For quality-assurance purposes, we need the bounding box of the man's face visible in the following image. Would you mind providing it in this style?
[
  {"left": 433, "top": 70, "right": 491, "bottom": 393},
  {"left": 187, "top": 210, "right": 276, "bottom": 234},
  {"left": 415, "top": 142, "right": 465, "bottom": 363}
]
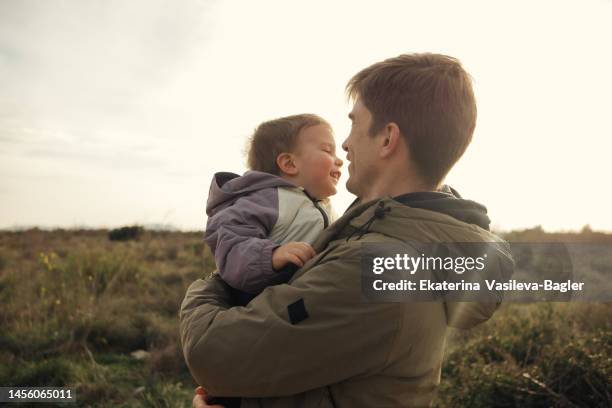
[{"left": 342, "top": 98, "right": 379, "bottom": 197}]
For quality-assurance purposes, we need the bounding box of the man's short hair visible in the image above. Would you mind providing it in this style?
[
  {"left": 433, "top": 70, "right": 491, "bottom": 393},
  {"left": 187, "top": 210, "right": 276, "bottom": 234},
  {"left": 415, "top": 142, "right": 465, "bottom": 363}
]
[
  {"left": 247, "top": 113, "right": 330, "bottom": 175},
  {"left": 346, "top": 53, "right": 477, "bottom": 187}
]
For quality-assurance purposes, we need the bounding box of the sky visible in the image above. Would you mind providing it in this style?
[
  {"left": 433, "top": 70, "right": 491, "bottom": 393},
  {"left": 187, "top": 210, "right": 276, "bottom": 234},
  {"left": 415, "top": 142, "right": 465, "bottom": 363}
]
[{"left": 1, "top": 0, "right": 611, "bottom": 232}]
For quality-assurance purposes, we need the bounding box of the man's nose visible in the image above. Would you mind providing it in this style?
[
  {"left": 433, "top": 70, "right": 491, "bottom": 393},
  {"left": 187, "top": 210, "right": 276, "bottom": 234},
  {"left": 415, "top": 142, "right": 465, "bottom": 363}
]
[{"left": 341, "top": 138, "right": 348, "bottom": 152}]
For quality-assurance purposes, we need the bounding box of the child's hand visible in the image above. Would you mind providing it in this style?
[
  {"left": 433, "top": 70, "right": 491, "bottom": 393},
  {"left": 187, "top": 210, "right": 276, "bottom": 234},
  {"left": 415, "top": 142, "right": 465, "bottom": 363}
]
[{"left": 272, "top": 242, "right": 316, "bottom": 270}]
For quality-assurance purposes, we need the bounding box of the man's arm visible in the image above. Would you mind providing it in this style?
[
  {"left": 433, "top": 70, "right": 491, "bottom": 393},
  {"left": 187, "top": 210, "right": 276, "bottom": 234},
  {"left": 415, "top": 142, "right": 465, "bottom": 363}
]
[{"left": 179, "top": 246, "right": 400, "bottom": 398}]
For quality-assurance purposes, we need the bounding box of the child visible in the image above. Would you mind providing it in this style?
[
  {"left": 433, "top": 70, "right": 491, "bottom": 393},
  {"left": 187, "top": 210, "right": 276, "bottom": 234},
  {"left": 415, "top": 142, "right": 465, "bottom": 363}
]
[{"left": 204, "top": 113, "right": 343, "bottom": 304}]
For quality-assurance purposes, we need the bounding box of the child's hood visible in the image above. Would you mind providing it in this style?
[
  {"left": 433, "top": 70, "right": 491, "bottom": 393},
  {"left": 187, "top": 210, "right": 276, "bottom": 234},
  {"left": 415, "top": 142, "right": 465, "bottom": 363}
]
[{"left": 206, "top": 171, "right": 296, "bottom": 216}]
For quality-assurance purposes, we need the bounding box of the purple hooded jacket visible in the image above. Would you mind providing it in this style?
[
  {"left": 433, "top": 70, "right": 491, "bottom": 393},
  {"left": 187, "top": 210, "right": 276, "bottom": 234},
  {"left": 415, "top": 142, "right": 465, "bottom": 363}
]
[{"left": 205, "top": 171, "right": 334, "bottom": 295}]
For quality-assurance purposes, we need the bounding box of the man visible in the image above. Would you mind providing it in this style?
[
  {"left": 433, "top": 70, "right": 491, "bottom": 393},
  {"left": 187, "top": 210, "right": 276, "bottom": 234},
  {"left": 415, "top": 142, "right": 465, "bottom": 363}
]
[{"left": 181, "top": 53, "right": 514, "bottom": 407}]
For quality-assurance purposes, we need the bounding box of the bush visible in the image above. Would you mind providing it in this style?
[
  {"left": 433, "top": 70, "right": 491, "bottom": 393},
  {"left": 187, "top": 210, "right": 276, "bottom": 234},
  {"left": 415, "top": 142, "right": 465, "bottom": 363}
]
[
  {"left": 439, "top": 304, "right": 612, "bottom": 407},
  {"left": 8, "top": 358, "right": 73, "bottom": 387},
  {"left": 108, "top": 226, "right": 143, "bottom": 242}
]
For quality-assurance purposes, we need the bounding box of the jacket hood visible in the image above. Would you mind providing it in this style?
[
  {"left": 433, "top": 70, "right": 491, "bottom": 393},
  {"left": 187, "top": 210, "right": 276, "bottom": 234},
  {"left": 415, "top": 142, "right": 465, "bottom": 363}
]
[
  {"left": 393, "top": 185, "right": 491, "bottom": 230},
  {"left": 337, "top": 192, "right": 514, "bottom": 330},
  {"left": 206, "top": 171, "right": 295, "bottom": 216}
]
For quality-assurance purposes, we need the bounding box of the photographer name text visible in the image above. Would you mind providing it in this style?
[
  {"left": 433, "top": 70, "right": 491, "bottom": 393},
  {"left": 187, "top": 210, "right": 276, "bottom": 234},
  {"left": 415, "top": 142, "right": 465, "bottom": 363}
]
[{"left": 372, "top": 279, "right": 585, "bottom": 293}]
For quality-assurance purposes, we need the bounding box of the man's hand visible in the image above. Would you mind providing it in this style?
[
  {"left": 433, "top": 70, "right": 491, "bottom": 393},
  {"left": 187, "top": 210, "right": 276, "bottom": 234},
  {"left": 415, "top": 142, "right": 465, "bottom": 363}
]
[
  {"left": 272, "top": 241, "right": 316, "bottom": 270},
  {"left": 193, "top": 387, "right": 224, "bottom": 408}
]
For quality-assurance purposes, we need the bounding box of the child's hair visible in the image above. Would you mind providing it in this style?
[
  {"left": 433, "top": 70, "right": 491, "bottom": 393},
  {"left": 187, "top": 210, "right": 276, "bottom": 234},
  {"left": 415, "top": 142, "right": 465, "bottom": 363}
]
[{"left": 247, "top": 113, "right": 331, "bottom": 175}]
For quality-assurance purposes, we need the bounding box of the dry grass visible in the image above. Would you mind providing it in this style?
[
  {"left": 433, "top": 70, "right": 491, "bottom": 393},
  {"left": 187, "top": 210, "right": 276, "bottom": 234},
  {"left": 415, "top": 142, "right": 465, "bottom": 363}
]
[
  {"left": 0, "top": 229, "right": 209, "bottom": 407},
  {"left": 0, "top": 228, "right": 609, "bottom": 407}
]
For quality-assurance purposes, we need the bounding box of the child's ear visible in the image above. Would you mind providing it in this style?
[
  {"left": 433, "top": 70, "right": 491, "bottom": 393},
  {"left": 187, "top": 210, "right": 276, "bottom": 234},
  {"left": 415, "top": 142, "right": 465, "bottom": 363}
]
[{"left": 276, "top": 153, "right": 299, "bottom": 176}]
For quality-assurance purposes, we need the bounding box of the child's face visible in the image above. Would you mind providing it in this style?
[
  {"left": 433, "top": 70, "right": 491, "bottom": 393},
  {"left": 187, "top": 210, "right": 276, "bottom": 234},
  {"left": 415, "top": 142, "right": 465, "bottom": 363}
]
[{"left": 293, "top": 124, "right": 343, "bottom": 199}]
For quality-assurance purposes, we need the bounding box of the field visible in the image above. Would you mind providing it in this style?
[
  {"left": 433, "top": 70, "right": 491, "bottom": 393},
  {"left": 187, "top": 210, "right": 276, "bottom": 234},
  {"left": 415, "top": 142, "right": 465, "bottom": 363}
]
[{"left": 0, "top": 228, "right": 609, "bottom": 407}]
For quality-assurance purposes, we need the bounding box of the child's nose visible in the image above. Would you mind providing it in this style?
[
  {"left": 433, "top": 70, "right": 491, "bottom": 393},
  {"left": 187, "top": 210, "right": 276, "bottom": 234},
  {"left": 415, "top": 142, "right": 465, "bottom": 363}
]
[{"left": 335, "top": 156, "right": 343, "bottom": 167}]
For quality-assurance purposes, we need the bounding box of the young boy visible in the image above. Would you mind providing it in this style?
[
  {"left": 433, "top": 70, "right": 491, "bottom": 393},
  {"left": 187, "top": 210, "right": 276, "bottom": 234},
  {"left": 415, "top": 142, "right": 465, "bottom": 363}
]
[{"left": 204, "top": 113, "right": 343, "bottom": 304}]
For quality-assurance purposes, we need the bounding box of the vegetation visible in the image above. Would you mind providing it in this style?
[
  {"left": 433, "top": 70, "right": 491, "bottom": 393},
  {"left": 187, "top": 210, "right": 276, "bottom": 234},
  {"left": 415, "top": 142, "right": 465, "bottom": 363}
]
[
  {"left": 108, "top": 226, "right": 144, "bottom": 242},
  {"left": 0, "top": 227, "right": 609, "bottom": 407},
  {"left": 440, "top": 303, "right": 610, "bottom": 407}
]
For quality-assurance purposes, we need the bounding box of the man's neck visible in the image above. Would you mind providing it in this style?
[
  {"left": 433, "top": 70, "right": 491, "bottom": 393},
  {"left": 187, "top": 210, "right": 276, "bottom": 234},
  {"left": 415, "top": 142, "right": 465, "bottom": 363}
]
[{"left": 359, "top": 174, "right": 436, "bottom": 203}]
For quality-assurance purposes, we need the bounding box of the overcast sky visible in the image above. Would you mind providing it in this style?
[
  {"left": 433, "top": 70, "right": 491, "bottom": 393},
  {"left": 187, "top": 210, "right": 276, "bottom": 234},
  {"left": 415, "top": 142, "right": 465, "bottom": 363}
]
[{"left": 1, "top": 0, "right": 611, "bottom": 232}]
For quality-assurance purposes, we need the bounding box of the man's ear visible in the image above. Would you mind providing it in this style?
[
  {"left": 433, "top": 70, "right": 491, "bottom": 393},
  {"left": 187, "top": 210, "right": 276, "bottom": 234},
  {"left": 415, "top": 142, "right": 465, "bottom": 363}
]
[
  {"left": 380, "top": 122, "right": 403, "bottom": 158},
  {"left": 276, "top": 153, "right": 299, "bottom": 176}
]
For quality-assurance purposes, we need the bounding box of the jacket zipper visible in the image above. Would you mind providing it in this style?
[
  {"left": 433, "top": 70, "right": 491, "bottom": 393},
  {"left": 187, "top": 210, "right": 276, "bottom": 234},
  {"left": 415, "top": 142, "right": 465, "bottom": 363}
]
[{"left": 302, "top": 190, "right": 330, "bottom": 228}]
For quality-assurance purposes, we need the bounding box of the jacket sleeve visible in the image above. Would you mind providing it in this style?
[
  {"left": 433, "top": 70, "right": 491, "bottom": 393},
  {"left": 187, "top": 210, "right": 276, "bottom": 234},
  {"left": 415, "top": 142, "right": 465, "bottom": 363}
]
[
  {"left": 179, "top": 244, "right": 401, "bottom": 397},
  {"left": 204, "top": 189, "right": 281, "bottom": 294}
]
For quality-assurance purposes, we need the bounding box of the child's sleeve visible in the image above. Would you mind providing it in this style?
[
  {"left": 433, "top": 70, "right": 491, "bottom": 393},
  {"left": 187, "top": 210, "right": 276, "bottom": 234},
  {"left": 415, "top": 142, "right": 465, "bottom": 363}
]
[{"left": 204, "top": 189, "right": 280, "bottom": 294}]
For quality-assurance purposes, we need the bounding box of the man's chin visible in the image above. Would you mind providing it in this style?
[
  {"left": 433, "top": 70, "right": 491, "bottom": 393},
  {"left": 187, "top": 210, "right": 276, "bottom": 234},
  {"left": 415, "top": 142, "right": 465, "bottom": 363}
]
[{"left": 345, "top": 179, "right": 357, "bottom": 195}]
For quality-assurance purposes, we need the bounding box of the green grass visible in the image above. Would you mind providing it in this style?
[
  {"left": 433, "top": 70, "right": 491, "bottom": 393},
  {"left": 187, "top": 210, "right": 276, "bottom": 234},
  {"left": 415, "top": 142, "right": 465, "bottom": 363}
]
[
  {"left": 0, "top": 228, "right": 610, "bottom": 407},
  {"left": 0, "top": 229, "right": 206, "bottom": 407}
]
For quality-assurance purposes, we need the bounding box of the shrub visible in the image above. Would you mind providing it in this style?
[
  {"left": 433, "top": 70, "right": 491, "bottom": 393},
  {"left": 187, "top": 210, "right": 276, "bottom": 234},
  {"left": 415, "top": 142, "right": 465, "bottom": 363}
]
[
  {"left": 8, "top": 358, "right": 73, "bottom": 387},
  {"left": 108, "top": 226, "right": 143, "bottom": 242},
  {"left": 439, "top": 304, "right": 612, "bottom": 407}
]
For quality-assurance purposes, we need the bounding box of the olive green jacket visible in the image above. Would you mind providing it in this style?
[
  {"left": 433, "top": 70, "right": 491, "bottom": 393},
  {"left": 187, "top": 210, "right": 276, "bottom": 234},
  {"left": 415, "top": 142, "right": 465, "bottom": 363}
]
[{"left": 180, "top": 197, "right": 514, "bottom": 407}]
